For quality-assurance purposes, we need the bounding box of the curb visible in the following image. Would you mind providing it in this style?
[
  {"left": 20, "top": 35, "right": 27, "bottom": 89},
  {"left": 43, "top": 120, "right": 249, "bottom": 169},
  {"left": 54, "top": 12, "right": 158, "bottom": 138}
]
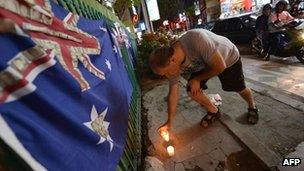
[
  {"left": 246, "top": 78, "right": 304, "bottom": 112},
  {"left": 219, "top": 114, "right": 281, "bottom": 170}
]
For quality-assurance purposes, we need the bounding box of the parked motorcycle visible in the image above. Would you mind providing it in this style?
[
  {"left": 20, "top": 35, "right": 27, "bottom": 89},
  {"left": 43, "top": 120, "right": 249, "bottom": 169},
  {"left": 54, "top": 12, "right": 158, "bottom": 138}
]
[{"left": 251, "top": 19, "right": 304, "bottom": 64}]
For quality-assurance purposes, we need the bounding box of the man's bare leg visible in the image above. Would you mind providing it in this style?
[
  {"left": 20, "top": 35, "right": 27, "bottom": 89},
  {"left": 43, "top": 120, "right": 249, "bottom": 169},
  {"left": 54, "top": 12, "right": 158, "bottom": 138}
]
[
  {"left": 187, "top": 90, "right": 218, "bottom": 113},
  {"left": 238, "top": 87, "right": 256, "bottom": 109},
  {"left": 238, "top": 87, "right": 259, "bottom": 124}
]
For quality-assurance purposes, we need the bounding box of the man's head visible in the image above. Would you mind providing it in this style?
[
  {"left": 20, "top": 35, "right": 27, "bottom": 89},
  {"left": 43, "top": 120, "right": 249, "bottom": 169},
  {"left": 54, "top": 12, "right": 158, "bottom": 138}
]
[
  {"left": 149, "top": 46, "right": 181, "bottom": 77},
  {"left": 262, "top": 4, "right": 272, "bottom": 16},
  {"left": 275, "top": 0, "right": 288, "bottom": 13}
]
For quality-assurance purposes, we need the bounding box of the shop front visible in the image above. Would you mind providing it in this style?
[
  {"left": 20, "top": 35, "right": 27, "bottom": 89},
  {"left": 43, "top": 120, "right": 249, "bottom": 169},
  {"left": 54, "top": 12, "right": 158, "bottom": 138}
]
[{"left": 219, "top": 0, "right": 271, "bottom": 18}]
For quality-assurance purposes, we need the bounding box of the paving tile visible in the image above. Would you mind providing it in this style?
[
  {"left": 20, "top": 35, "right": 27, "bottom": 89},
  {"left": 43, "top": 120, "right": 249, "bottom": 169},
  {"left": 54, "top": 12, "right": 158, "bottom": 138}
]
[
  {"left": 219, "top": 130, "right": 243, "bottom": 156},
  {"left": 208, "top": 148, "right": 227, "bottom": 162},
  {"left": 195, "top": 154, "right": 218, "bottom": 171},
  {"left": 182, "top": 159, "right": 197, "bottom": 170},
  {"left": 175, "top": 163, "right": 185, "bottom": 171}
]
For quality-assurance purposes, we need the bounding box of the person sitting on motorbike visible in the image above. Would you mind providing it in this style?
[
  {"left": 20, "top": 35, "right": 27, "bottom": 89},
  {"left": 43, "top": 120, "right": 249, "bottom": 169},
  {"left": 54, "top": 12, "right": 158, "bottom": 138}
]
[
  {"left": 290, "top": 2, "right": 304, "bottom": 18},
  {"left": 256, "top": 4, "right": 272, "bottom": 56},
  {"left": 270, "top": 0, "right": 294, "bottom": 25},
  {"left": 267, "top": 0, "right": 294, "bottom": 60}
]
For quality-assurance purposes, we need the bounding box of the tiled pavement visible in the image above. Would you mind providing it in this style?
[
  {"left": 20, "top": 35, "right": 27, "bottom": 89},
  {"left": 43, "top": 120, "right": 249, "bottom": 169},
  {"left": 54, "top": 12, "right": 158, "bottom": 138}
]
[
  {"left": 143, "top": 79, "right": 304, "bottom": 170},
  {"left": 242, "top": 55, "right": 304, "bottom": 102},
  {"left": 142, "top": 54, "right": 304, "bottom": 171},
  {"left": 143, "top": 82, "right": 246, "bottom": 171}
]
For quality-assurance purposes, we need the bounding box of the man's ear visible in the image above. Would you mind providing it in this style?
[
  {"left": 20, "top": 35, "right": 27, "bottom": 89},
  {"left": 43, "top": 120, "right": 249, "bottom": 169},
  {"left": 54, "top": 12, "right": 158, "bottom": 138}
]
[{"left": 169, "top": 55, "right": 176, "bottom": 63}]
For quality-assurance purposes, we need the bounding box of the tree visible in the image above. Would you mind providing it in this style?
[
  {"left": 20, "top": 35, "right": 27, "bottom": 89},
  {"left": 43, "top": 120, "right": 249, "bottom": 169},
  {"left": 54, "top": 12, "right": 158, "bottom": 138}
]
[
  {"left": 157, "top": 0, "right": 185, "bottom": 21},
  {"left": 185, "top": 5, "right": 195, "bottom": 18},
  {"left": 112, "top": 0, "right": 141, "bottom": 19}
]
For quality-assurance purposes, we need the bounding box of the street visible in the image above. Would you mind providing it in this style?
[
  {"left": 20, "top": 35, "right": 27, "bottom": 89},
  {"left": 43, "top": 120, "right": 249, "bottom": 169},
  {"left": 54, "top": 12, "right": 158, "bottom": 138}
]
[{"left": 142, "top": 53, "right": 304, "bottom": 171}]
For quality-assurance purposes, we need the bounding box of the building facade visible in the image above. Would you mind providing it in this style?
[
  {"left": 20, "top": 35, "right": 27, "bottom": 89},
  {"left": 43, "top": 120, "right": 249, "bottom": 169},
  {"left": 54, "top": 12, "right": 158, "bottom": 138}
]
[{"left": 200, "top": 0, "right": 272, "bottom": 21}]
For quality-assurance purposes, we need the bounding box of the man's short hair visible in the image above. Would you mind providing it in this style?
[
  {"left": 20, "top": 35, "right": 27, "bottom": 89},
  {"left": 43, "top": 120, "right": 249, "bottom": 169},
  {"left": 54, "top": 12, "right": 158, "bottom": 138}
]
[{"left": 149, "top": 46, "right": 174, "bottom": 70}]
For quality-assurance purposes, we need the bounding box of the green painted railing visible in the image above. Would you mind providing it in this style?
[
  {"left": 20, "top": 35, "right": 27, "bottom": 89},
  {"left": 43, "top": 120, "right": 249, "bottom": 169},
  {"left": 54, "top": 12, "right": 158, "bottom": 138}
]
[{"left": 0, "top": 0, "right": 141, "bottom": 170}]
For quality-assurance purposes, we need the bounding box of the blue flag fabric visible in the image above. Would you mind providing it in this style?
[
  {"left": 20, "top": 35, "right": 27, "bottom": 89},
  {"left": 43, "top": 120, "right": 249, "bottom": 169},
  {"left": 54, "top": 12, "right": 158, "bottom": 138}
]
[{"left": 0, "top": 1, "right": 132, "bottom": 170}]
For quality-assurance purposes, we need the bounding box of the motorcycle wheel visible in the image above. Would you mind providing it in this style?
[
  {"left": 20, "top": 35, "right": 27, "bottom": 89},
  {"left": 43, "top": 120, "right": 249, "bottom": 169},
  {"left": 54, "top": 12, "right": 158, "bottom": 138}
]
[{"left": 296, "top": 50, "right": 304, "bottom": 64}]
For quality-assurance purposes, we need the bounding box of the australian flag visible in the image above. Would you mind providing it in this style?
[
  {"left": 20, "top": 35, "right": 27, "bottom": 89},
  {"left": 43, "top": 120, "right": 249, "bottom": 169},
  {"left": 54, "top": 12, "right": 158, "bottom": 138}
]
[{"left": 0, "top": 0, "right": 133, "bottom": 170}]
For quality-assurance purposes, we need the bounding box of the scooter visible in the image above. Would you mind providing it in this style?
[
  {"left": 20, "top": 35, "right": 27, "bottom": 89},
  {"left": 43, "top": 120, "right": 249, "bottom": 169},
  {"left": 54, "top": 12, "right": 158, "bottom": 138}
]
[{"left": 251, "top": 19, "right": 304, "bottom": 64}]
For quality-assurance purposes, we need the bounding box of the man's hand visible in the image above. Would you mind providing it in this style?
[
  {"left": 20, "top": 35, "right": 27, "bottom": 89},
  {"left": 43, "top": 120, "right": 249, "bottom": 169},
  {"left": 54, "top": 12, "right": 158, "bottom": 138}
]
[
  {"left": 189, "top": 78, "right": 200, "bottom": 96},
  {"left": 160, "top": 82, "right": 179, "bottom": 135},
  {"left": 157, "top": 120, "right": 171, "bottom": 133}
]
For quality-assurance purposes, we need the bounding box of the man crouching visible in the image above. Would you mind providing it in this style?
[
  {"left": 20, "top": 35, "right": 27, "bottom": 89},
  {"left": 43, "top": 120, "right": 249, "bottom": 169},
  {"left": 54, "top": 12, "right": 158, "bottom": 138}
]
[{"left": 149, "top": 29, "right": 259, "bottom": 132}]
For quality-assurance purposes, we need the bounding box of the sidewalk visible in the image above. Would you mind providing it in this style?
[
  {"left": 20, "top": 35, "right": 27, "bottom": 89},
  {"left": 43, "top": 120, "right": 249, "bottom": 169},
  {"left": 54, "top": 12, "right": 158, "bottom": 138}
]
[
  {"left": 234, "top": 46, "right": 304, "bottom": 112},
  {"left": 142, "top": 77, "right": 304, "bottom": 171},
  {"left": 231, "top": 44, "right": 304, "bottom": 110}
]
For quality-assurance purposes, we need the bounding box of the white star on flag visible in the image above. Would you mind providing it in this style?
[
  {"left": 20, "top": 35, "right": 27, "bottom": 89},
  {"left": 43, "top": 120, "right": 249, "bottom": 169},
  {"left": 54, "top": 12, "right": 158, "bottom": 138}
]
[
  {"left": 125, "top": 38, "right": 131, "bottom": 48},
  {"left": 105, "top": 59, "right": 111, "bottom": 71},
  {"left": 99, "top": 26, "right": 107, "bottom": 32},
  {"left": 83, "top": 106, "right": 114, "bottom": 151},
  {"left": 113, "top": 45, "right": 118, "bottom": 54}
]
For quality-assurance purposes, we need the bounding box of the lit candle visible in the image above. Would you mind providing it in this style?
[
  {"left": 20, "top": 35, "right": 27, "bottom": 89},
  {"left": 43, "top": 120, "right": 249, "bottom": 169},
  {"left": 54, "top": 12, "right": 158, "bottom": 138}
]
[
  {"left": 167, "top": 145, "right": 175, "bottom": 156},
  {"left": 160, "top": 131, "right": 169, "bottom": 142}
]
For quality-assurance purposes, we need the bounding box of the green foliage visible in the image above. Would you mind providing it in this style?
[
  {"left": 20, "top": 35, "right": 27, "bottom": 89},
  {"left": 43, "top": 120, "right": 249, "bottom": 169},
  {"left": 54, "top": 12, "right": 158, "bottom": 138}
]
[
  {"left": 113, "top": 0, "right": 140, "bottom": 18},
  {"left": 157, "top": 0, "right": 185, "bottom": 20},
  {"left": 123, "top": 20, "right": 134, "bottom": 28},
  {"left": 185, "top": 5, "right": 195, "bottom": 17}
]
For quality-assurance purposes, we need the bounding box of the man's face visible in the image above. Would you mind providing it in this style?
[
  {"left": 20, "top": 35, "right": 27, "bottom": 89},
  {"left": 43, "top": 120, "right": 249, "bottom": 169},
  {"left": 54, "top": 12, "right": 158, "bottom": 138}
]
[
  {"left": 155, "top": 56, "right": 180, "bottom": 77},
  {"left": 264, "top": 9, "right": 271, "bottom": 16},
  {"left": 277, "top": 4, "right": 285, "bottom": 13}
]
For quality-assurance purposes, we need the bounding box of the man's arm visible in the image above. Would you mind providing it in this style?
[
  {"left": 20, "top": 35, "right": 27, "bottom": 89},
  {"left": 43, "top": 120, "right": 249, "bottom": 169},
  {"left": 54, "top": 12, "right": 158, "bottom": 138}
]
[
  {"left": 286, "top": 11, "right": 294, "bottom": 21},
  {"left": 194, "top": 51, "right": 226, "bottom": 81},
  {"left": 167, "top": 82, "right": 179, "bottom": 127},
  {"left": 269, "top": 13, "right": 277, "bottom": 23},
  {"left": 255, "top": 17, "right": 262, "bottom": 32},
  {"left": 189, "top": 51, "right": 226, "bottom": 96},
  {"left": 158, "top": 82, "right": 179, "bottom": 132}
]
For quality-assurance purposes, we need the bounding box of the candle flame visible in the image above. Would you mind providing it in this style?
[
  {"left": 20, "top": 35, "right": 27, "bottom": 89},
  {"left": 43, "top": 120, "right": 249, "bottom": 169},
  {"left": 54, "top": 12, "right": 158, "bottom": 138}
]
[
  {"left": 167, "top": 145, "right": 174, "bottom": 156},
  {"left": 160, "top": 131, "right": 169, "bottom": 142}
]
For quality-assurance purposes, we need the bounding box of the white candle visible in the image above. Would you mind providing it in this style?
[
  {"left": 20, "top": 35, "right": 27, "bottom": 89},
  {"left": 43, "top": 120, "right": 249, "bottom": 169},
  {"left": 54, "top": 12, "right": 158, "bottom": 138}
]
[
  {"left": 167, "top": 145, "right": 174, "bottom": 156},
  {"left": 160, "top": 131, "right": 169, "bottom": 142}
]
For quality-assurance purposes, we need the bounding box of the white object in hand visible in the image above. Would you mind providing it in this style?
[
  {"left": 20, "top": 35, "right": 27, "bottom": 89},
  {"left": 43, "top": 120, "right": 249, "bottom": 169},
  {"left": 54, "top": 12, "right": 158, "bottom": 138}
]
[{"left": 208, "top": 94, "right": 222, "bottom": 106}]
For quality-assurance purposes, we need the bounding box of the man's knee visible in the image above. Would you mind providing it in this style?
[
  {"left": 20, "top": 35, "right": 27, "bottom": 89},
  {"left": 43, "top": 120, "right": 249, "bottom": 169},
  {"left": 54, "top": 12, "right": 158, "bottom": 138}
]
[
  {"left": 187, "top": 89, "right": 194, "bottom": 98},
  {"left": 237, "top": 87, "right": 250, "bottom": 94},
  {"left": 187, "top": 89, "right": 200, "bottom": 99}
]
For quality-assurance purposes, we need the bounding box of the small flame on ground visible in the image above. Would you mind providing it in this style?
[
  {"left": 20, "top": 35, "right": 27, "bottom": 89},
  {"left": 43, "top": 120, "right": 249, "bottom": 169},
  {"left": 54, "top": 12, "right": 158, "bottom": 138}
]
[
  {"left": 160, "top": 131, "right": 169, "bottom": 142},
  {"left": 167, "top": 145, "right": 174, "bottom": 156}
]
